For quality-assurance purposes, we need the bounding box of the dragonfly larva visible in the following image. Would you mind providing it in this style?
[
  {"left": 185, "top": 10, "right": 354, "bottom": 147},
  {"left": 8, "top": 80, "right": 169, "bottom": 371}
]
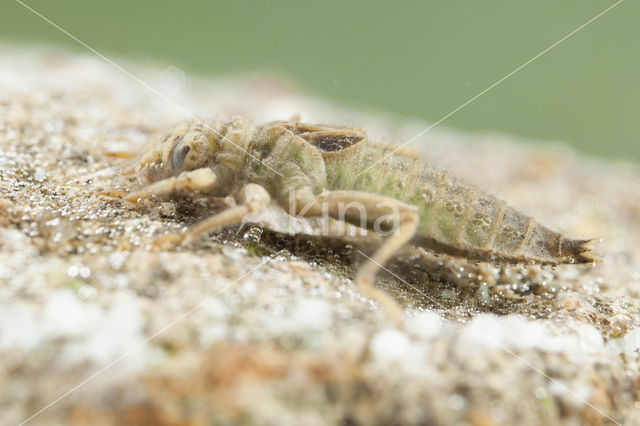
[{"left": 110, "top": 117, "right": 593, "bottom": 319}]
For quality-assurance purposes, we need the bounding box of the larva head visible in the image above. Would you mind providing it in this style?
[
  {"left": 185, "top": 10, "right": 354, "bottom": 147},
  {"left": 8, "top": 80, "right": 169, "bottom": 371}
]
[{"left": 135, "top": 121, "right": 220, "bottom": 183}]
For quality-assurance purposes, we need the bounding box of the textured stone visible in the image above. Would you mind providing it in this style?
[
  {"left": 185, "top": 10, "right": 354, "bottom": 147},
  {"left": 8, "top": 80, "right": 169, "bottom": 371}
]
[{"left": 1, "top": 46, "right": 639, "bottom": 426}]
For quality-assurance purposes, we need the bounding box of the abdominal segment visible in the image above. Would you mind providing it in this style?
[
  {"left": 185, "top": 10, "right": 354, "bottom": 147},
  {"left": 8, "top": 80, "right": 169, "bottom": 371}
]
[
  {"left": 411, "top": 170, "right": 592, "bottom": 265},
  {"left": 333, "top": 143, "right": 591, "bottom": 265}
]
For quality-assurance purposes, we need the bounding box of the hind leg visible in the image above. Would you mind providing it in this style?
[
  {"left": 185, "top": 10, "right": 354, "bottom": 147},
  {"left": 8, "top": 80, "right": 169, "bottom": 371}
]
[{"left": 296, "top": 190, "right": 419, "bottom": 323}]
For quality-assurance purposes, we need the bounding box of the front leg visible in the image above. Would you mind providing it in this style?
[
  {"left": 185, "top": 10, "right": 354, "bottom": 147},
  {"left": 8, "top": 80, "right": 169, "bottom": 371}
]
[
  {"left": 126, "top": 168, "right": 218, "bottom": 203},
  {"left": 99, "top": 168, "right": 218, "bottom": 204}
]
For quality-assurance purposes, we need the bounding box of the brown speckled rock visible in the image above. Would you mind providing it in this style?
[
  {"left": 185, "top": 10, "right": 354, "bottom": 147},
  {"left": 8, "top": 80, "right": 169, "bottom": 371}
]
[{"left": 1, "top": 46, "right": 639, "bottom": 426}]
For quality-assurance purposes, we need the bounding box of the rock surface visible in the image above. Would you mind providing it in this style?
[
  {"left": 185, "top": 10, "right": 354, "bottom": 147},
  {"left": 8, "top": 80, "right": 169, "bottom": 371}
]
[{"left": 1, "top": 47, "right": 639, "bottom": 426}]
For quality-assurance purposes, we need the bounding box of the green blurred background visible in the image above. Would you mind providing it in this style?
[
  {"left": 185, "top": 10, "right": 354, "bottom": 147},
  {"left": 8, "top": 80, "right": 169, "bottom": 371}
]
[{"left": 1, "top": 0, "right": 637, "bottom": 162}]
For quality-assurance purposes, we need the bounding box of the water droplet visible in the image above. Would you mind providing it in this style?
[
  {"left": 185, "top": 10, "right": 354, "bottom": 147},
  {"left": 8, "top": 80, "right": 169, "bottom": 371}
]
[
  {"left": 108, "top": 252, "right": 127, "bottom": 270},
  {"left": 67, "top": 263, "right": 90, "bottom": 278},
  {"left": 78, "top": 284, "right": 97, "bottom": 299},
  {"left": 448, "top": 394, "right": 465, "bottom": 410},
  {"left": 33, "top": 167, "right": 46, "bottom": 182},
  {"left": 534, "top": 386, "right": 548, "bottom": 399},
  {"left": 476, "top": 282, "right": 490, "bottom": 306}
]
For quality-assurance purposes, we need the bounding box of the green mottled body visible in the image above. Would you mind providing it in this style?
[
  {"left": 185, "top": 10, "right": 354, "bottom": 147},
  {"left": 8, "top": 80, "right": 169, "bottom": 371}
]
[
  {"left": 327, "top": 143, "right": 588, "bottom": 264},
  {"left": 132, "top": 118, "right": 591, "bottom": 266}
]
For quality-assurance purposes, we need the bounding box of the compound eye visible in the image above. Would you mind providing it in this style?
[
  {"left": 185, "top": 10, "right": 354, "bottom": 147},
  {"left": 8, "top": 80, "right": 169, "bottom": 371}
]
[{"left": 170, "top": 136, "right": 191, "bottom": 170}]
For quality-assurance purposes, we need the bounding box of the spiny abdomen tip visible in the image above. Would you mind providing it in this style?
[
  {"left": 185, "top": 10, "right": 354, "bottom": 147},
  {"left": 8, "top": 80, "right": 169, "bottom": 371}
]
[{"left": 563, "top": 238, "right": 595, "bottom": 264}]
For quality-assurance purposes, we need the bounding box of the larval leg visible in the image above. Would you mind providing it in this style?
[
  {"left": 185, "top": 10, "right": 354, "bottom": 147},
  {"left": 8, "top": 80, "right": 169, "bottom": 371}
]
[
  {"left": 154, "top": 183, "right": 271, "bottom": 249},
  {"left": 297, "top": 189, "right": 419, "bottom": 323},
  {"left": 127, "top": 168, "right": 217, "bottom": 202}
]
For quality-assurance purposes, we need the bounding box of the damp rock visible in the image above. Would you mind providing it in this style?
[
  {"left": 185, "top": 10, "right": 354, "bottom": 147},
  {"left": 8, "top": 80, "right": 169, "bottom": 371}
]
[{"left": 0, "top": 47, "right": 639, "bottom": 426}]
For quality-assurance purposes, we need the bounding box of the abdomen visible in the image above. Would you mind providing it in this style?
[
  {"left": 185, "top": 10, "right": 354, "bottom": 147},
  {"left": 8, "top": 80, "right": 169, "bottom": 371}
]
[{"left": 328, "top": 144, "right": 592, "bottom": 265}]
